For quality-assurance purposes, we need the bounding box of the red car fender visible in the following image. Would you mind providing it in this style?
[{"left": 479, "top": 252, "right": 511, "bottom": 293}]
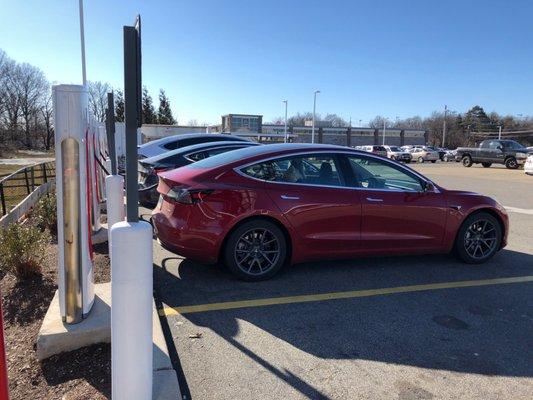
[{"left": 442, "top": 193, "right": 508, "bottom": 252}]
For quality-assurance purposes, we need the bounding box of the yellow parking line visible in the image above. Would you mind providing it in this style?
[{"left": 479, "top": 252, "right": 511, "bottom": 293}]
[{"left": 158, "top": 275, "right": 533, "bottom": 316}]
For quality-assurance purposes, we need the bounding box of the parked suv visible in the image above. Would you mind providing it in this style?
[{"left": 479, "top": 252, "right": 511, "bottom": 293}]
[
  {"left": 383, "top": 145, "right": 412, "bottom": 162},
  {"left": 360, "top": 145, "right": 387, "bottom": 157},
  {"left": 455, "top": 139, "right": 530, "bottom": 169}
]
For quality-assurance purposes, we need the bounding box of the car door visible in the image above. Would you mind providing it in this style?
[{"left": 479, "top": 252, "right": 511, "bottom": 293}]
[
  {"left": 258, "top": 153, "right": 362, "bottom": 259},
  {"left": 343, "top": 154, "right": 447, "bottom": 252}
]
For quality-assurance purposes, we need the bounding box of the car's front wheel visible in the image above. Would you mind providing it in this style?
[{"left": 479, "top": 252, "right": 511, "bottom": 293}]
[
  {"left": 482, "top": 162, "right": 491, "bottom": 168},
  {"left": 418, "top": 156, "right": 424, "bottom": 163},
  {"left": 455, "top": 212, "right": 502, "bottom": 264},
  {"left": 224, "top": 219, "right": 287, "bottom": 281}
]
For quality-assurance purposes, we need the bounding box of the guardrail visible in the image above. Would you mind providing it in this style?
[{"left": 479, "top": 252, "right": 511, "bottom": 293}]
[{"left": 0, "top": 161, "right": 56, "bottom": 217}]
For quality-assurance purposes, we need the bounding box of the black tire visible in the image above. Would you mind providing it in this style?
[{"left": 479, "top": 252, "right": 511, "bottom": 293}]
[
  {"left": 454, "top": 212, "right": 502, "bottom": 264},
  {"left": 431, "top": 160, "right": 437, "bottom": 163},
  {"left": 462, "top": 155, "right": 473, "bottom": 167},
  {"left": 505, "top": 157, "right": 518, "bottom": 169},
  {"left": 482, "top": 162, "right": 491, "bottom": 168},
  {"left": 418, "top": 156, "right": 424, "bottom": 163},
  {"left": 224, "top": 219, "right": 287, "bottom": 281}
]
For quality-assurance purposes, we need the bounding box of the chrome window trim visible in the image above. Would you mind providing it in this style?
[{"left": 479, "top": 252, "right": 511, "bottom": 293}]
[{"left": 233, "top": 149, "right": 440, "bottom": 194}]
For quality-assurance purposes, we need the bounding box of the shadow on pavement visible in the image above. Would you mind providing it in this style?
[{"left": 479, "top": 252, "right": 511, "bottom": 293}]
[{"left": 153, "top": 248, "right": 533, "bottom": 398}]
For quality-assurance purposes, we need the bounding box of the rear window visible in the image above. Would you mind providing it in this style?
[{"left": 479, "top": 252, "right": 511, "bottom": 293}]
[{"left": 187, "top": 146, "right": 264, "bottom": 169}]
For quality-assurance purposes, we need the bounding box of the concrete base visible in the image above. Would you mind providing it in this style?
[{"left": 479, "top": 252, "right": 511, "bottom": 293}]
[
  {"left": 37, "top": 283, "right": 111, "bottom": 361},
  {"left": 36, "top": 283, "right": 181, "bottom": 399}
]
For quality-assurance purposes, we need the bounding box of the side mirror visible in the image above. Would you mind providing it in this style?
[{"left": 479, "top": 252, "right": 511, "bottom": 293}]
[
  {"left": 497, "top": 145, "right": 503, "bottom": 151},
  {"left": 424, "top": 181, "right": 436, "bottom": 193}
]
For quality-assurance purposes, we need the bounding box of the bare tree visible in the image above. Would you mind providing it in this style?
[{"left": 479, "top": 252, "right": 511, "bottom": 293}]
[
  {"left": 88, "top": 80, "right": 111, "bottom": 122},
  {"left": 17, "top": 63, "right": 48, "bottom": 148},
  {"left": 187, "top": 119, "right": 199, "bottom": 126},
  {"left": 40, "top": 93, "right": 54, "bottom": 150},
  {"left": 324, "top": 113, "right": 348, "bottom": 127}
]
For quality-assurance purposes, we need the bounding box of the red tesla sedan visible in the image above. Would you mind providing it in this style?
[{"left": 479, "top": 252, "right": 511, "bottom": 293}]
[{"left": 152, "top": 144, "right": 508, "bottom": 281}]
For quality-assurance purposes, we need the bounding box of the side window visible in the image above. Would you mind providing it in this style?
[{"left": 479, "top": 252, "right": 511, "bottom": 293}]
[
  {"left": 186, "top": 151, "right": 207, "bottom": 162},
  {"left": 241, "top": 154, "right": 344, "bottom": 187},
  {"left": 207, "top": 146, "right": 240, "bottom": 157},
  {"left": 488, "top": 141, "right": 500, "bottom": 149},
  {"left": 347, "top": 156, "right": 423, "bottom": 192},
  {"left": 163, "top": 141, "right": 179, "bottom": 150}
]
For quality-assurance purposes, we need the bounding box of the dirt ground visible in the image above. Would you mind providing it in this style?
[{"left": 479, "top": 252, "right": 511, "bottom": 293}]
[{"left": 1, "top": 235, "right": 111, "bottom": 399}]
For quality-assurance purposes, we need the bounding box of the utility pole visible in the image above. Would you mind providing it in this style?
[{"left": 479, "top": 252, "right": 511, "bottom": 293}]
[
  {"left": 498, "top": 125, "right": 502, "bottom": 140},
  {"left": 442, "top": 105, "right": 448, "bottom": 147},
  {"left": 283, "top": 100, "right": 288, "bottom": 143},
  {"left": 312, "top": 90, "right": 320, "bottom": 143},
  {"left": 382, "top": 119, "right": 387, "bottom": 145},
  {"left": 78, "top": 0, "right": 87, "bottom": 85}
]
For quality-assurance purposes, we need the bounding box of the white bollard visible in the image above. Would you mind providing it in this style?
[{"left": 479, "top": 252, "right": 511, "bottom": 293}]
[
  {"left": 105, "top": 175, "right": 125, "bottom": 231},
  {"left": 111, "top": 221, "right": 153, "bottom": 400}
]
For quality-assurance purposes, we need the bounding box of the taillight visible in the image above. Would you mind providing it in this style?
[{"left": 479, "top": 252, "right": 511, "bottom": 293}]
[{"left": 166, "top": 187, "right": 213, "bottom": 204}]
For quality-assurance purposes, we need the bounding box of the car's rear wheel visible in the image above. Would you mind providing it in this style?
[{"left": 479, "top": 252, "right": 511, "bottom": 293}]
[
  {"left": 462, "top": 155, "right": 473, "bottom": 167},
  {"left": 431, "top": 160, "right": 437, "bottom": 163},
  {"left": 224, "top": 219, "right": 287, "bottom": 281},
  {"left": 455, "top": 212, "right": 502, "bottom": 264},
  {"left": 482, "top": 162, "right": 491, "bottom": 168},
  {"left": 505, "top": 157, "right": 518, "bottom": 169}
]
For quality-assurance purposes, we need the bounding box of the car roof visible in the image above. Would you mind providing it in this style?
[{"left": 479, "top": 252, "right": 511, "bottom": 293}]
[
  {"left": 138, "top": 133, "right": 248, "bottom": 149},
  {"left": 141, "top": 141, "right": 259, "bottom": 164},
  {"left": 184, "top": 143, "right": 367, "bottom": 170}
]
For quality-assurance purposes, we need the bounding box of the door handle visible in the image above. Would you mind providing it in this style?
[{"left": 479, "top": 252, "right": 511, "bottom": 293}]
[
  {"left": 281, "top": 195, "right": 300, "bottom": 200},
  {"left": 366, "top": 197, "right": 383, "bottom": 202}
]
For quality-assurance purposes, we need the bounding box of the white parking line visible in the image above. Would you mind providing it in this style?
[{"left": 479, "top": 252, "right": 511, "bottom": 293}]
[{"left": 504, "top": 206, "right": 533, "bottom": 215}]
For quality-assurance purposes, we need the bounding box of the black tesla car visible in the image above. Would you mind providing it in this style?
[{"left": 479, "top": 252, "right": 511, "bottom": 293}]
[{"left": 138, "top": 140, "right": 260, "bottom": 206}]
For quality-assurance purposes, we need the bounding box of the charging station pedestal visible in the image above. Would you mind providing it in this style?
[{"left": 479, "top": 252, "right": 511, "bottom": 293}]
[{"left": 53, "top": 84, "right": 95, "bottom": 323}]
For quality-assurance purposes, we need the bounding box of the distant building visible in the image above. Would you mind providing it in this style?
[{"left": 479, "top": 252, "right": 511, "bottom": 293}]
[
  {"left": 303, "top": 120, "right": 332, "bottom": 128},
  {"left": 141, "top": 113, "right": 428, "bottom": 146},
  {"left": 221, "top": 114, "right": 262, "bottom": 133}
]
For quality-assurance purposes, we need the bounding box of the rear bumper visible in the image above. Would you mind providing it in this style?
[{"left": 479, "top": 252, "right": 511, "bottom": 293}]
[{"left": 151, "top": 203, "right": 220, "bottom": 264}]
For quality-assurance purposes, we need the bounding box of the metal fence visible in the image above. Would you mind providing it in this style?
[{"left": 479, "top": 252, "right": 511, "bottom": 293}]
[{"left": 0, "top": 161, "right": 56, "bottom": 216}]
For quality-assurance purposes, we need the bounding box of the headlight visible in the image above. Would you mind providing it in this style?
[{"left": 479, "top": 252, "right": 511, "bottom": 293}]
[{"left": 516, "top": 152, "right": 527, "bottom": 158}]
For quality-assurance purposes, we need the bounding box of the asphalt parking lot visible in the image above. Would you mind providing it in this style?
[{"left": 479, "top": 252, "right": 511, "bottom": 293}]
[{"left": 148, "top": 162, "right": 533, "bottom": 400}]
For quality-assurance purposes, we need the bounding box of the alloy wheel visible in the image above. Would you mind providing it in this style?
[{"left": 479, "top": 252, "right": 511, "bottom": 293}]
[
  {"left": 234, "top": 228, "right": 280, "bottom": 275},
  {"left": 463, "top": 219, "right": 497, "bottom": 260}
]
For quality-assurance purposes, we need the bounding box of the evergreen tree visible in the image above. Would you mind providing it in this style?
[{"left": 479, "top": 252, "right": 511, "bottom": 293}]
[
  {"left": 157, "top": 89, "right": 176, "bottom": 125},
  {"left": 463, "top": 105, "right": 492, "bottom": 132},
  {"left": 114, "top": 89, "right": 125, "bottom": 122},
  {"left": 141, "top": 86, "right": 157, "bottom": 124}
]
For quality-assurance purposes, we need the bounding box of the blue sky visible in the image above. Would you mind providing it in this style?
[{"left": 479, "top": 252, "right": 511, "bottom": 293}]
[{"left": 0, "top": 0, "right": 531, "bottom": 125}]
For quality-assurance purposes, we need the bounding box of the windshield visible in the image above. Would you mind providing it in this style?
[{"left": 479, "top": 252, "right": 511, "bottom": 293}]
[{"left": 389, "top": 146, "right": 401, "bottom": 151}]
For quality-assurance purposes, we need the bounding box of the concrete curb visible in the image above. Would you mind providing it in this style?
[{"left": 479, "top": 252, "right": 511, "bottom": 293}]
[{"left": 36, "top": 282, "right": 181, "bottom": 399}]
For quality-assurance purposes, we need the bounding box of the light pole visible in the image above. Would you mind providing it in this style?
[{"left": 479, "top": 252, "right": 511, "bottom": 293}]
[
  {"left": 382, "top": 118, "right": 387, "bottom": 145},
  {"left": 359, "top": 119, "right": 362, "bottom": 127},
  {"left": 498, "top": 125, "right": 502, "bottom": 140},
  {"left": 78, "top": 0, "right": 87, "bottom": 85},
  {"left": 283, "top": 100, "right": 288, "bottom": 143},
  {"left": 312, "top": 90, "right": 320, "bottom": 143},
  {"left": 442, "top": 105, "right": 448, "bottom": 147}
]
